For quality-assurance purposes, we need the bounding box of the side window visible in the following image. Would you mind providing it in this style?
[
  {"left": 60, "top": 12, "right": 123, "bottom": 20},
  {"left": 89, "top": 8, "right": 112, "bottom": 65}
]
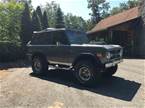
[
  {"left": 31, "top": 32, "right": 52, "bottom": 45},
  {"left": 41, "top": 32, "right": 52, "bottom": 45},
  {"left": 52, "top": 31, "right": 69, "bottom": 45},
  {"left": 31, "top": 34, "right": 40, "bottom": 45}
]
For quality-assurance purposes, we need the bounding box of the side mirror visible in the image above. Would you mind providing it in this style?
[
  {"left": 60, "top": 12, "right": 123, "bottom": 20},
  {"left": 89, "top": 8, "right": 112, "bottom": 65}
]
[{"left": 26, "top": 41, "right": 31, "bottom": 46}]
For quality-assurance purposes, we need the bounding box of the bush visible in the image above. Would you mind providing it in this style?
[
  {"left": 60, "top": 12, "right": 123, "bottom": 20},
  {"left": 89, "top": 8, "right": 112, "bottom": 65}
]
[{"left": 0, "top": 41, "right": 25, "bottom": 62}]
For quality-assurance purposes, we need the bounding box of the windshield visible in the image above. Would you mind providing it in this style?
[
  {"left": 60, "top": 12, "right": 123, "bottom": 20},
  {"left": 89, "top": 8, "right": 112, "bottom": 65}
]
[{"left": 66, "top": 31, "right": 89, "bottom": 44}]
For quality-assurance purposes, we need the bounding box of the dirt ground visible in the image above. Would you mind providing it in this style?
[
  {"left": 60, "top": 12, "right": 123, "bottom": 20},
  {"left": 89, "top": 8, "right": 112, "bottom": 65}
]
[{"left": 0, "top": 59, "right": 145, "bottom": 108}]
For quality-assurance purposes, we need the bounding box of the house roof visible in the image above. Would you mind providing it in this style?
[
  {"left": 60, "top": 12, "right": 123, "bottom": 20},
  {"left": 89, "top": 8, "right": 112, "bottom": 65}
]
[{"left": 88, "top": 7, "right": 140, "bottom": 34}]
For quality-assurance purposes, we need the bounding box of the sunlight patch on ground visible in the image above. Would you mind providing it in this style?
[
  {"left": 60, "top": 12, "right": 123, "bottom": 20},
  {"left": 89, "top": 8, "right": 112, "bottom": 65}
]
[
  {"left": 0, "top": 70, "right": 10, "bottom": 79},
  {"left": 48, "top": 101, "right": 64, "bottom": 108}
]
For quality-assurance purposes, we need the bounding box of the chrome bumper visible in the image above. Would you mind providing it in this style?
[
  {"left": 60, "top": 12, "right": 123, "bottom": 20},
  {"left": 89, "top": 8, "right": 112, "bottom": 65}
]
[{"left": 105, "top": 59, "right": 123, "bottom": 68}]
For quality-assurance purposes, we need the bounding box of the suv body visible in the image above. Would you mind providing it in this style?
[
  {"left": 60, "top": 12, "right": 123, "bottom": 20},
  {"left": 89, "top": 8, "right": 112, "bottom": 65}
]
[{"left": 27, "top": 28, "right": 123, "bottom": 86}]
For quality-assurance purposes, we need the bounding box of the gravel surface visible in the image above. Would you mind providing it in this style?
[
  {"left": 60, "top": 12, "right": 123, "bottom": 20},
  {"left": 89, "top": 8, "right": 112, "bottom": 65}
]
[{"left": 0, "top": 59, "right": 144, "bottom": 108}]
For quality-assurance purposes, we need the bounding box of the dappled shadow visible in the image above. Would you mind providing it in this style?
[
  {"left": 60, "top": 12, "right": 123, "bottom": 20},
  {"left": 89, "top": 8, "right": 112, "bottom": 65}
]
[
  {"left": 30, "top": 68, "right": 141, "bottom": 101},
  {"left": 0, "top": 60, "right": 30, "bottom": 70}
]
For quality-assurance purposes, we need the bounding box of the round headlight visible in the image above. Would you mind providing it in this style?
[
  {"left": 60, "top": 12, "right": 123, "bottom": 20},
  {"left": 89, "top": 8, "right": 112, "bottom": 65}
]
[{"left": 106, "top": 52, "right": 111, "bottom": 59}]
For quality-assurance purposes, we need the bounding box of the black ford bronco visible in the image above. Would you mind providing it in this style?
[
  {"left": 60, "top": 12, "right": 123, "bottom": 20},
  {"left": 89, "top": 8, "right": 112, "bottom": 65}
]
[{"left": 27, "top": 28, "right": 123, "bottom": 86}]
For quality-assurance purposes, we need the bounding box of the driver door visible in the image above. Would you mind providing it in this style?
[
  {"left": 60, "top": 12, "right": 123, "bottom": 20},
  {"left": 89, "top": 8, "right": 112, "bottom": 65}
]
[{"left": 50, "top": 31, "right": 71, "bottom": 64}]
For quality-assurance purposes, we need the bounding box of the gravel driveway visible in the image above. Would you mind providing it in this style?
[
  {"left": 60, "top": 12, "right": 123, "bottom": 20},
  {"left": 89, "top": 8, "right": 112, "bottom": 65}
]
[{"left": 0, "top": 59, "right": 144, "bottom": 108}]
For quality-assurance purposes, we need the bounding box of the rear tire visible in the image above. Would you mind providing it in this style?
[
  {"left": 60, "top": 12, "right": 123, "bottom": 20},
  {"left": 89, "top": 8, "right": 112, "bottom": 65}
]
[
  {"left": 103, "top": 65, "right": 118, "bottom": 77},
  {"left": 32, "top": 56, "right": 48, "bottom": 75},
  {"left": 74, "top": 60, "right": 101, "bottom": 86}
]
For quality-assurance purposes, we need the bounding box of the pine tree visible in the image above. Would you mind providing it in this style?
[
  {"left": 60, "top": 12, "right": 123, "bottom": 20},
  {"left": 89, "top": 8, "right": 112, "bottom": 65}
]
[
  {"left": 36, "top": 6, "right": 43, "bottom": 29},
  {"left": 55, "top": 7, "right": 65, "bottom": 28},
  {"left": 32, "top": 11, "right": 41, "bottom": 31},
  {"left": 42, "top": 11, "right": 49, "bottom": 29},
  {"left": 20, "top": 3, "right": 32, "bottom": 50}
]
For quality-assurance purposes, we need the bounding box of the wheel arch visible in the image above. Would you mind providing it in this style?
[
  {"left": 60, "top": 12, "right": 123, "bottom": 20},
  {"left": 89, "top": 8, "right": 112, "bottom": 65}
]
[
  {"left": 32, "top": 52, "right": 47, "bottom": 60},
  {"left": 72, "top": 53, "right": 101, "bottom": 67}
]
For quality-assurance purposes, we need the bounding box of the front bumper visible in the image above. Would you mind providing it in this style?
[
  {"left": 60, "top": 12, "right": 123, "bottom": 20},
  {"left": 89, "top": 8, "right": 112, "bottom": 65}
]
[{"left": 105, "top": 59, "right": 123, "bottom": 68}]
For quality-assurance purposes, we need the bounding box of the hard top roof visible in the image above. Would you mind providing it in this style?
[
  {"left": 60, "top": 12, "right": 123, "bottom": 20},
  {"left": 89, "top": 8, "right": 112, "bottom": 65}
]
[{"left": 33, "top": 28, "right": 84, "bottom": 34}]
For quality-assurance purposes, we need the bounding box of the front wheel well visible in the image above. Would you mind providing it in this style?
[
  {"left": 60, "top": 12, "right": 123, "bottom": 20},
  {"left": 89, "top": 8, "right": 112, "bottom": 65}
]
[
  {"left": 32, "top": 52, "right": 46, "bottom": 60},
  {"left": 73, "top": 54, "right": 100, "bottom": 67}
]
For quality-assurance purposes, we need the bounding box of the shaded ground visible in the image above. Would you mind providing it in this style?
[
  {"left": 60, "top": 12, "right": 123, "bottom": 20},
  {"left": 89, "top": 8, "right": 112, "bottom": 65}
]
[{"left": 0, "top": 59, "right": 144, "bottom": 108}]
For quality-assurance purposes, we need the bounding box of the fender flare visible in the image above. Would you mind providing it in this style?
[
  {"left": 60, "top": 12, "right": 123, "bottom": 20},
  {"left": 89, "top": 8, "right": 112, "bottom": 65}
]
[{"left": 72, "top": 53, "right": 101, "bottom": 67}]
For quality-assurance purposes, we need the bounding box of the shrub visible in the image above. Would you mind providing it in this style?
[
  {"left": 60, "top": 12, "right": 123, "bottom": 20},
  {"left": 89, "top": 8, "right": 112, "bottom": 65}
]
[{"left": 0, "top": 41, "right": 25, "bottom": 62}]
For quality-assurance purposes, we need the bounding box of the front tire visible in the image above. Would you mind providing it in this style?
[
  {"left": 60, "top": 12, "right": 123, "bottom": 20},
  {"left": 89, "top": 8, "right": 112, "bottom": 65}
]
[
  {"left": 74, "top": 60, "right": 101, "bottom": 86},
  {"left": 32, "top": 56, "right": 48, "bottom": 75},
  {"left": 103, "top": 65, "right": 118, "bottom": 77}
]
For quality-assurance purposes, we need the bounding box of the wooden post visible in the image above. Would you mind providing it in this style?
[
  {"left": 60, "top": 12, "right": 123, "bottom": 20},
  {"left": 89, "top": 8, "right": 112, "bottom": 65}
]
[{"left": 109, "top": 30, "right": 113, "bottom": 43}]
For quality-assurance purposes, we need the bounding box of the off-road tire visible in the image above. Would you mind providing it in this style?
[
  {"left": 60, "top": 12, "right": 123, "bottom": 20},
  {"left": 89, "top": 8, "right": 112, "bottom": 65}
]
[
  {"left": 103, "top": 65, "right": 118, "bottom": 77},
  {"left": 32, "top": 56, "right": 48, "bottom": 75},
  {"left": 74, "top": 60, "right": 101, "bottom": 86}
]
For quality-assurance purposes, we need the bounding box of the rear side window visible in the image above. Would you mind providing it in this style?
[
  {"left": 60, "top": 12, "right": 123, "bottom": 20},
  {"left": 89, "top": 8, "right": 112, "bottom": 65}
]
[
  {"left": 31, "top": 32, "right": 52, "bottom": 45},
  {"left": 52, "top": 31, "right": 69, "bottom": 45}
]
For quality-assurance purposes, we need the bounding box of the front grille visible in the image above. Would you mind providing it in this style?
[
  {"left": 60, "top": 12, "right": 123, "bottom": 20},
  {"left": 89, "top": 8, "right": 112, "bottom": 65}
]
[{"left": 110, "top": 49, "right": 121, "bottom": 59}]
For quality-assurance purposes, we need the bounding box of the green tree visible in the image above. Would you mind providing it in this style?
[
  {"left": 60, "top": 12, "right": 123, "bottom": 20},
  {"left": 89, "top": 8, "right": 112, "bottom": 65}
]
[
  {"left": 45, "top": 1, "right": 58, "bottom": 27},
  {"left": 36, "top": 6, "right": 43, "bottom": 29},
  {"left": 86, "top": 19, "right": 94, "bottom": 31},
  {"left": 0, "top": 1, "right": 24, "bottom": 42},
  {"left": 127, "top": 0, "right": 139, "bottom": 8},
  {"left": 101, "top": 2, "right": 110, "bottom": 19},
  {"left": 20, "top": 2, "right": 32, "bottom": 49},
  {"left": 32, "top": 11, "right": 41, "bottom": 31},
  {"left": 110, "top": 0, "right": 139, "bottom": 15},
  {"left": 110, "top": 7, "right": 121, "bottom": 15},
  {"left": 64, "top": 13, "right": 87, "bottom": 31},
  {"left": 42, "top": 11, "right": 49, "bottom": 29},
  {"left": 55, "top": 7, "right": 65, "bottom": 28},
  {"left": 87, "top": 0, "right": 110, "bottom": 24}
]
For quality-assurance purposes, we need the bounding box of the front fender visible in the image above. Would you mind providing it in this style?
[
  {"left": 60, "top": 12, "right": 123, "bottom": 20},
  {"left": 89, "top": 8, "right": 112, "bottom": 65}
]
[{"left": 72, "top": 53, "right": 102, "bottom": 67}]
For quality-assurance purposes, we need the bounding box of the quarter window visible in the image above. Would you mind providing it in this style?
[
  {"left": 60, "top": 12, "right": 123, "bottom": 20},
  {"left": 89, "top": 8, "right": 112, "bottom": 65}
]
[{"left": 31, "top": 32, "right": 52, "bottom": 45}]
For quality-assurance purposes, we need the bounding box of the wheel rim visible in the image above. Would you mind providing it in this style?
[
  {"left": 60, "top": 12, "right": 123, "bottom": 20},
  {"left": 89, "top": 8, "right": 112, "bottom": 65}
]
[
  {"left": 78, "top": 66, "right": 91, "bottom": 82},
  {"left": 33, "top": 58, "right": 42, "bottom": 72}
]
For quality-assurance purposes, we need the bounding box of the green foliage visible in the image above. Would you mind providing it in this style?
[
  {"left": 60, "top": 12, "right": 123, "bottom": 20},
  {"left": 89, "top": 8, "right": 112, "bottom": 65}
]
[
  {"left": 20, "top": 2, "right": 32, "bottom": 49},
  {"left": 42, "top": 11, "right": 49, "bottom": 29},
  {"left": 32, "top": 11, "right": 41, "bottom": 31},
  {"left": 85, "top": 19, "right": 95, "bottom": 31},
  {"left": 64, "top": 13, "right": 87, "bottom": 31},
  {"left": 101, "top": 2, "right": 110, "bottom": 19},
  {"left": 127, "top": 0, "right": 139, "bottom": 8},
  {"left": 36, "top": 6, "right": 43, "bottom": 29},
  {"left": 87, "top": 0, "right": 110, "bottom": 24},
  {"left": 55, "top": 7, "right": 65, "bottom": 28},
  {"left": 43, "top": 1, "right": 93, "bottom": 31},
  {"left": 0, "top": 41, "right": 24, "bottom": 62},
  {"left": 45, "top": 1, "right": 59, "bottom": 27},
  {"left": 0, "top": 1, "right": 24, "bottom": 43},
  {"left": 110, "top": 0, "right": 139, "bottom": 15}
]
